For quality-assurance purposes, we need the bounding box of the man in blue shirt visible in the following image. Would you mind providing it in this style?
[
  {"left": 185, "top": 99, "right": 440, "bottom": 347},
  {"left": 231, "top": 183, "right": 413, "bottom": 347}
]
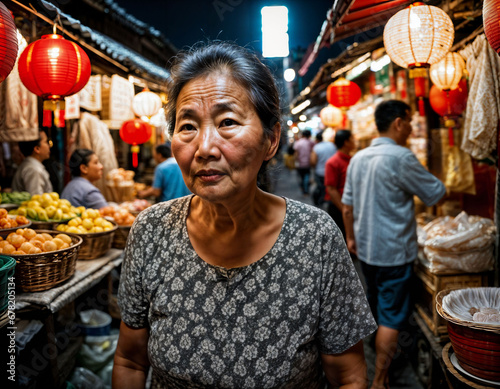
[
  {"left": 342, "top": 100, "right": 446, "bottom": 389},
  {"left": 138, "top": 144, "right": 190, "bottom": 202}
]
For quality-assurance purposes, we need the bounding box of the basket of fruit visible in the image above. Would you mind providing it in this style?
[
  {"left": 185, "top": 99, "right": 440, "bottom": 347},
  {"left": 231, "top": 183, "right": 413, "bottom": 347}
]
[
  {"left": 11, "top": 193, "right": 82, "bottom": 230},
  {"left": 0, "top": 228, "right": 82, "bottom": 292},
  {"left": 99, "top": 206, "right": 135, "bottom": 249},
  {"left": 55, "top": 208, "right": 117, "bottom": 260},
  {"left": 0, "top": 208, "right": 31, "bottom": 231}
]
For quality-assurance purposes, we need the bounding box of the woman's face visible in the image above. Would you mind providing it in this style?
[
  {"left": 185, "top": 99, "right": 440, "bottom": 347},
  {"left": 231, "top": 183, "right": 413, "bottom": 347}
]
[
  {"left": 171, "top": 72, "right": 279, "bottom": 203},
  {"left": 82, "top": 154, "right": 103, "bottom": 182}
]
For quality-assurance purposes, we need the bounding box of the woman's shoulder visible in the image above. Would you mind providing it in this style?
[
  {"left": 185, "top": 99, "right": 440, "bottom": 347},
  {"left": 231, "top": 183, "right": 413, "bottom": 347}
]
[
  {"left": 134, "top": 194, "right": 192, "bottom": 223},
  {"left": 284, "top": 198, "right": 335, "bottom": 229}
]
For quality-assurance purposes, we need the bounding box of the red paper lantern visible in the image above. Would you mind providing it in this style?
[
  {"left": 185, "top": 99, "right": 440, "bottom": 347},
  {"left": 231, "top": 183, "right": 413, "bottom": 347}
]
[
  {"left": 18, "top": 34, "right": 91, "bottom": 100},
  {"left": 429, "top": 79, "right": 468, "bottom": 117},
  {"left": 326, "top": 78, "right": 361, "bottom": 108},
  {"left": 484, "top": 0, "right": 500, "bottom": 55},
  {"left": 429, "top": 79, "right": 468, "bottom": 146},
  {"left": 0, "top": 2, "right": 19, "bottom": 83},
  {"left": 120, "top": 119, "right": 152, "bottom": 168}
]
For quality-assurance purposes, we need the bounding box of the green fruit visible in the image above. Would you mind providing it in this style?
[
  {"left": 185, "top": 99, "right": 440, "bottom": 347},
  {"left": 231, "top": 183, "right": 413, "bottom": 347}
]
[
  {"left": 53, "top": 209, "right": 63, "bottom": 221},
  {"left": 45, "top": 205, "right": 57, "bottom": 219},
  {"left": 26, "top": 208, "right": 38, "bottom": 220},
  {"left": 17, "top": 207, "right": 27, "bottom": 216},
  {"left": 37, "top": 209, "right": 49, "bottom": 221}
]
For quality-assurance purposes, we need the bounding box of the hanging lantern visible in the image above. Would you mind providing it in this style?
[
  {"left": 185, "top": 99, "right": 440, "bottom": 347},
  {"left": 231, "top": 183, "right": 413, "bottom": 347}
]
[
  {"left": 429, "top": 79, "right": 468, "bottom": 146},
  {"left": 326, "top": 78, "right": 361, "bottom": 108},
  {"left": 0, "top": 3, "right": 18, "bottom": 83},
  {"left": 484, "top": 0, "right": 500, "bottom": 55},
  {"left": 384, "top": 3, "right": 454, "bottom": 116},
  {"left": 18, "top": 33, "right": 91, "bottom": 101},
  {"left": 430, "top": 52, "right": 466, "bottom": 91},
  {"left": 320, "top": 105, "right": 343, "bottom": 128},
  {"left": 132, "top": 88, "right": 162, "bottom": 118},
  {"left": 120, "top": 119, "right": 152, "bottom": 168}
]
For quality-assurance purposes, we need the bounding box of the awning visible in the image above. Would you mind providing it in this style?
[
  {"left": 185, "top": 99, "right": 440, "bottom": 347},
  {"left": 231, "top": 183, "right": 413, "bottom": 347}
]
[
  {"left": 37, "top": 1, "right": 171, "bottom": 82},
  {"left": 299, "top": 0, "right": 415, "bottom": 77}
]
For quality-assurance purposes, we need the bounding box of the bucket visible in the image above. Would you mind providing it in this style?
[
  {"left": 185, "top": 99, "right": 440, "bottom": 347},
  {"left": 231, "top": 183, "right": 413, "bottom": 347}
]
[
  {"left": 0, "top": 255, "right": 15, "bottom": 314},
  {"left": 77, "top": 309, "right": 112, "bottom": 336}
]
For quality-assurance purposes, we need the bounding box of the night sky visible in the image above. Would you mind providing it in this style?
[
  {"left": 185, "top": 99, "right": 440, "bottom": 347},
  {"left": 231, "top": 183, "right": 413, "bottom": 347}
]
[{"left": 113, "top": 0, "right": 339, "bottom": 84}]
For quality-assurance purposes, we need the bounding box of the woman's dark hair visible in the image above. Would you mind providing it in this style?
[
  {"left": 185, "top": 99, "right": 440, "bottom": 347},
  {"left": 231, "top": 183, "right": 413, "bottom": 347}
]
[
  {"left": 334, "top": 130, "right": 352, "bottom": 149},
  {"left": 374, "top": 100, "right": 411, "bottom": 133},
  {"left": 166, "top": 41, "right": 281, "bottom": 141},
  {"left": 68, "top": 149, "right": 95, "bottom": 177},
  {"left": 156, "top": 144, "right": 172, "bottom": 159}
]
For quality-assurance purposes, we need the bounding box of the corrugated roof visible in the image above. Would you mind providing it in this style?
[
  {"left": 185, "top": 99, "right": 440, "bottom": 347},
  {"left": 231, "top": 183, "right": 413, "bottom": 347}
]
[{"left": 40, "top": 0, "right": 170, "bottom": 81}]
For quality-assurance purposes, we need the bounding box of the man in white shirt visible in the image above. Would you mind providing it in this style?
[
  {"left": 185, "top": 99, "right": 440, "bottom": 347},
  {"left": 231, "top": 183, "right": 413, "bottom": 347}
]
[{"left": 12, "top": 130, "right": 53, "bottom": 195}]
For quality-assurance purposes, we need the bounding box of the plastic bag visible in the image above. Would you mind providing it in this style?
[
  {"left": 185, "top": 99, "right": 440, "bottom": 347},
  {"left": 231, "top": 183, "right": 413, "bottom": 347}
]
[
  {"left": 68, "top": 367, "right": 106, "bottom": 389},
  {"left": 423, "top": 211, "right": 496, "bottom": 273},
  {"left": 76, "top": 333, "right": 118, "bottom": 373}
]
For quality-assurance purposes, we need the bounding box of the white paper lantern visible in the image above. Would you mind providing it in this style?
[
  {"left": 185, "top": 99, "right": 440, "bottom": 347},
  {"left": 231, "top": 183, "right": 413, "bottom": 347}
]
[
  {"left": 320, "top": 105, "right": 343, "bottom": 128},
  {"left": 430, "top": 52, "right": 465, "bottom": 91},
  {"left": 132, "top": 89, "right": 162, "bottom": 118},
  {"left": 384, "top": 3, "right": 454, "bottom": 69}
]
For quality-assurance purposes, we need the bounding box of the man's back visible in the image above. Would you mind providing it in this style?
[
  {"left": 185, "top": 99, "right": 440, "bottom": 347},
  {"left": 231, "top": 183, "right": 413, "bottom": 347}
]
[
  {"left": 293, "top": 137, "right": 314, "bottom": 168},
  {"left": 342, "top": 137, "right": 445, "bottom": 266},
  {"left": 154, "top": 158, "right": 190, "bottom": 202}
]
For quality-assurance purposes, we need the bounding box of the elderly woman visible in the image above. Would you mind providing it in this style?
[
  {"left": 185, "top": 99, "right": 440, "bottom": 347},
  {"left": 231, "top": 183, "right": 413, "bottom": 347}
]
[
  {"left": 113, "top": 42, "right": 376, "bottom": 389},
  {"left": 61, "top": 149, "right": 108, "bottom": 209}
]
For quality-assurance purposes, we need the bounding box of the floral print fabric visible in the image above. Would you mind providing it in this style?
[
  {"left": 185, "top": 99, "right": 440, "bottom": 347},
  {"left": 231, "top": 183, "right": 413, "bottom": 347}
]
[{"left": 118, "top": 195, "right": 377, "bottom": 388}]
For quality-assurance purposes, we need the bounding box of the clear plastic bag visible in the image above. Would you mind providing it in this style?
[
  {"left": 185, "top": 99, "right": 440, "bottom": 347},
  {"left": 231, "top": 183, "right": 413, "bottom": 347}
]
[{"left": 423, "top": 211, "right": 496, "bottom": 273}]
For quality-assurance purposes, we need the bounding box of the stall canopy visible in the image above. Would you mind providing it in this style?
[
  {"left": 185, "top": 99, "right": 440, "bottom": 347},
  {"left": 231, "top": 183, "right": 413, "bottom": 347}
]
[{"left": 298, "top": 0, "right": 413, "bottom": 77}]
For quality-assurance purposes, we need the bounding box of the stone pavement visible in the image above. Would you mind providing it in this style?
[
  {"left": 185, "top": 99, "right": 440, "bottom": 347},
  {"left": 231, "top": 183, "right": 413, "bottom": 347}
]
[{"left": 271, "top": 160, "right": 425, "bottom": 389}]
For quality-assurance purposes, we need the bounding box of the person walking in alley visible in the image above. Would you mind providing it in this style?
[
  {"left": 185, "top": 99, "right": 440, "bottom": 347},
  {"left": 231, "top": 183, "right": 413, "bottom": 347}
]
[
  {"left": 293, "top": 129, "right": 315, "bottom": 195},
  {"left": 342, "top": 100, "right": 446, "bottom": 389},
  {"left": 324, "top": 130, "right": 354, "bottom": 237},
  {"left": 310, "top": 131, "right": 336, "bottom": 207}
]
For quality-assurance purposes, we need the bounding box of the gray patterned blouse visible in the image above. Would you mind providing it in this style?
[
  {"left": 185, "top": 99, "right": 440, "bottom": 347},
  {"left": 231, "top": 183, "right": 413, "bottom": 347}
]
[{"left": 118, "top": 195, "right": 377, "bottom": 388}]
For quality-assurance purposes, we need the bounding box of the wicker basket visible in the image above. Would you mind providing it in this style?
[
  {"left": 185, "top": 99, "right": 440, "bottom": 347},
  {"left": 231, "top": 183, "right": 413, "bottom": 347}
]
[
  {"left": 55, "top": 221, "right": 118, "bottom": 260},
  {"left": 1, "top": 230, "right": 83, "bottom": 293},
  {"left": 112, "top": 225, "right": 131, "bottom": 249},
  {"left": 0, "top": 255, "right": 15, "bottom": 313}
]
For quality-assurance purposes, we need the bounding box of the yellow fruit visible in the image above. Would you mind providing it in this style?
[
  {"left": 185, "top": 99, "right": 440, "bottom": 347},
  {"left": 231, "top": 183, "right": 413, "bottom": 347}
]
[
  {"left": 45, "top": 205, "right": 57, "bottom": 219},
  {"left": 43, "top": 240, "right": 57, "bottom": 252},
  {"left": 94, "top": 226, "right": 104, "bottom": 233},
  {"left": 56, "top": 224, "right": 67, "bottom": 232},
  {"left": 77, "top": 226, "right": 87, "bottom": 234},
  {"left": 59, "top": 199, "right": 71, "bottom": 208},
  {"left": 82, "top": 218, "right": 94, "bottom": 230},
  {"left": 52, "top": 238, "right": 64, "bottom": 249},
  {"left": 41, "top": 233, "right": 53, "bottom": 241},
  {"left": 103, "top": 226, "right": 112, "bottom": 232},
  {"left": 17, "top": 207, "right": 27, "bottom": 216},
  {"left": 68, "top": 212, "right": 77, "bottom": 219},
  {"left": 102, "top": 220, "right": 113, "bottom": 229},
  {"left": 21, "top": 200, "right": 29, "bottom": 207},
  {"left": 68, "top": 218, "right": 79, "bottom": 227},
  {"left": 56, "top": 234, "right": 72, "bottom": 244},
  {"left": 28, "top": 200, "right": 40, "bottom": 209},
  {"left": 77, "top": 206, "right": 85, "bottom": 215},
  {"left": 66, "top": 226, "right": 79, "bottom": 234},
  {"left": 62, "top": 213, "right": 70, "bottom": 220},
  {"left": 81, "top": 210, "right": 89, "bottom": 219},
  {"left": 53, "top": 209, "right": 63, "bottom": 221},
  {"left": 30, "top": 195, "right": 41, "bottom": 202},
  {"left": 37, "top": 209, "right": 49, "bottom": 221},
  {"left": 94, "top": 217, "right": 104, "bottom": 227},
  {"left": 50, "top": 192, "right": 59, "bottom": 201},
  {"left": 60, "top": 204, "right": 70, "bottom": 214}
]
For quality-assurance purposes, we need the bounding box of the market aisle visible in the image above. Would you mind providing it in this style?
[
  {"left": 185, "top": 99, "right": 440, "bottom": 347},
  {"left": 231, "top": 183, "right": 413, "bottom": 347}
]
[{"left": 272, "top": 159, "right": 424, "bottom": 389}]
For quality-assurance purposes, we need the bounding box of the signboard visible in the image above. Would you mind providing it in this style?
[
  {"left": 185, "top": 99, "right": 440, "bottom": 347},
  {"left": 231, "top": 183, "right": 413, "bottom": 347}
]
[{"left": 101, "top": 74, "right": 135, "bottom": 129}]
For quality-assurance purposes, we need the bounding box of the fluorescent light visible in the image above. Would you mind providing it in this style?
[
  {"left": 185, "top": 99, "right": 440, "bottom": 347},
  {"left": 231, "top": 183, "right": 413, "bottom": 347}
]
[
  {"left": 262, "top": 6, "right": 289, "bottom": 58},
  {"left": 291, "top": 99, "right": 310, "bottom": 115}
]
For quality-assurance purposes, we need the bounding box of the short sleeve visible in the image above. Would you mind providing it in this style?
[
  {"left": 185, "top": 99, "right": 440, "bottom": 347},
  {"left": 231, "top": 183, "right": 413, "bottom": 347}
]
[
  {"left": 324, "top": 159, "right": 339, "bottom": 189},
  {"left": 398, "top": 152, "right": 446, "bottom": 206},
  {"left": 152, "top": 166, "right": 164, "bottom": 190},
  {"left": 341, "top": 163, "right": 353, "bottom": 206},
  {"left": 118, "top": 211, "right": 151, "bottom": 328},
  {"left": 317, "top": 217, "right": 377, "bottom": 354},
  {"left": 84, "top": 189, "right": 108, "bottom": 209}
]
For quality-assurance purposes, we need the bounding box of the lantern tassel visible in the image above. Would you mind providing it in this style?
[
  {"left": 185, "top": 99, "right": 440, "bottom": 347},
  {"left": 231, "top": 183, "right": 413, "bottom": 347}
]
[
  {"left": 418, "top": 97, "right": 426, "bottom": 117},
  {"left": 131, "top": 145, "right": 140, "bottom": 168},
  {"left": 445, "top": 91, "right": 454, "bottom": 147}
]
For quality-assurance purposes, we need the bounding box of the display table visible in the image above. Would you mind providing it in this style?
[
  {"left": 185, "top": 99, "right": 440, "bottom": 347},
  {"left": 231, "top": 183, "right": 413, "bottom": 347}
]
[{"left": 9, "top": 249, "right": 123, "bottom": 389}]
